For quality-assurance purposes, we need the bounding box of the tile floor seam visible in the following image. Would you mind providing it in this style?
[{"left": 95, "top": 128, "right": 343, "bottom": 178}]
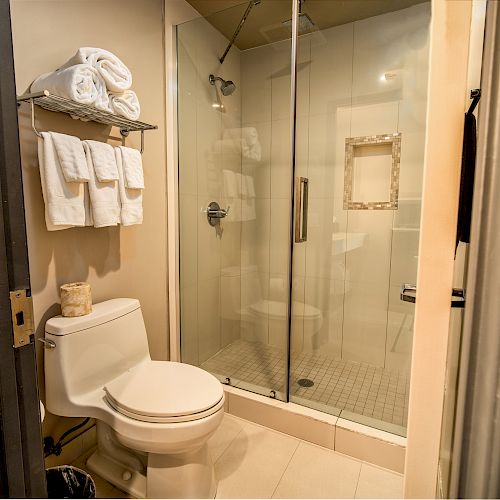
[
  {"left": 353, "top": 461, "right": 364, "bottom": 499},
  {"left": 213, "top": 425, "right": 246, "bottom": 466},
  {"left": 270, "top": 439, "right": 301, "bottom": 499}
]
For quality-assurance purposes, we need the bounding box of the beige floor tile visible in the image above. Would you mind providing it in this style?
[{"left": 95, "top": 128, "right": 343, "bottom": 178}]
[
  {"left": 355, "top": 463, "right": 403, "bottom": 499},
  {"left": 272, "top": 441, "right": 361, "bottom": 499},
  {"left": 208, "top": 414, "right": 246, "bottom": 463},
  {"left": 215, "top": 421, "right": 299, "bottom": 499}
]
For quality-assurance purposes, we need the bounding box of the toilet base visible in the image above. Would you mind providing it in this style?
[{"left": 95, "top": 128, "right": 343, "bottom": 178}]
[
  {"left": 147, "top": 445, "right": 216, "bottom": 499},
  {"left": 86, "top": 428, "right": 217, "bottom": 499}
]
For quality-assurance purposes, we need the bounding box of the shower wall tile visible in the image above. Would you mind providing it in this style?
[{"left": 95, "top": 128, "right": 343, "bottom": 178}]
[
  {"left": 345, "top": 210, "right": 394, "bottom": 286},
  {"left": 385, "top": 284, "right": 414, "bottom": 374},
  {"left": 241, "top": 44, "right": 272, "bottom": 124},
  {"left": 269, "top": 197, "right": 291, "bottom": 278},
  {"left": 308, "top": 23, "right": 354, "bottom": 117},
  {"left": 181, "top": 284, "right": 199, "bottom": 366},
  {"left": 270, "top": 118, "right": 292, "bottom": 200},
  {"left": 342, "top": 281, "right": 388, "bottom": 366},
  {"left": 179, "top": 194, "right": 198, "bottom": 288},
  {"left": 197, "top": 195, "right": 221, "bottom": 281},
  {"left": 198, "top": 276, "right": 221, "bottom": 364}
]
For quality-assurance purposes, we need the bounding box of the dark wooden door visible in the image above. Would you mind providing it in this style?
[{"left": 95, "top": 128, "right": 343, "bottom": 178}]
[{"left": 0, "top": 0, "right": 47, "bottom": 496}]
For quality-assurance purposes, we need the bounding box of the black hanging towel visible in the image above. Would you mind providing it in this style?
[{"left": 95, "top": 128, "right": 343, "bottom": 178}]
[{"left": 456, "top": 89, "right": 480, "bottom": 250}]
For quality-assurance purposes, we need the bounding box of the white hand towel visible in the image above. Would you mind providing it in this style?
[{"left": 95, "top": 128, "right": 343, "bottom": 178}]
[
  {"left": 117, "top": 146, "right": 144, "bottom": 189},
  {"left": 236, "top": 173, "right": 247, "bottom": 199},
  {"left": 49, "top": 132, "right": 89, "bottom": 182},
  {"left": 223, "top": 169, "right": 238, "bottom": 199},
  {"left": 82, "top": 142, "right": 120, "bottom": 228},
  {"left": 37, "top": 133, "right": 86, "bottom": 230},
  {"left": 115, "top": 148, "right": 143, "bottom": 226},
  {"left": 245, "top": 175, "right": 256, "bottom": 198},
  {"left": 61, "top": 47, "right": 132, "bottom": 92},
  {"left": 109, "top": 90, "right": 141, "bottom": 121},
  {"left": 83, "top": 140, "right": 119, "bottom": 182},
  {"left": 31, "top": 64, "right": 109, "bottom": 109}
]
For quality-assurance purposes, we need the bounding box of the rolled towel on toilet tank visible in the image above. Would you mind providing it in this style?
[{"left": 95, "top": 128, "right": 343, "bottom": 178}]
[
  {"left": 60, "top": 47, "right": 132, "bottom": 92},
  {"left": 60, "top": 282, "right": 92, "bottom": 317},
  {"left": 31, "top": 64, "right": 109, "bottom": 108},
  {"left": 109, "top": 90, "right": 141, "bottom": 121}
]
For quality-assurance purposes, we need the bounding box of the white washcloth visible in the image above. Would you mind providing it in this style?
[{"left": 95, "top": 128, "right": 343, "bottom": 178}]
[
  {"left": 117, "top": 146, "right": 144, "bottom": 189},
  {"left": 83, "top": 140, "right": 119, "bottom": 182},
  {"left": 61, "top": 47, "right": 132, "bottom": 92},
  {"left": 37, "top": 133, "right": 87, "bottom": 230},
  {"left": 82, "top": 142, "right": 120, "bottom": 228},
  {"left": 223, "top": 170, "right": 238, "bottom": 199},
  {"left": 49, "top": 132, "right": 89, "bottom": 182},
  {"left": 109, "top": 90, "right": 141, "bottom": 121},
  {"left": 31, "top": 64, "right": 110, "bottom": 110},
  {"left": 115, "top": 148, "right": 143, "bottom": 226}
]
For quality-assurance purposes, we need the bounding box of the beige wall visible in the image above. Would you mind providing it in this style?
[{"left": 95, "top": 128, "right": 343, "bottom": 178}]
[{"left": 10, "top": 0, "right": 168, "bottom": 443}]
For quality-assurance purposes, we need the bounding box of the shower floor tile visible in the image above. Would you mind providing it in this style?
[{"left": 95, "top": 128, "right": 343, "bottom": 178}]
[{"left": 201, "top": 339, "right": 410, "bottom": 431}]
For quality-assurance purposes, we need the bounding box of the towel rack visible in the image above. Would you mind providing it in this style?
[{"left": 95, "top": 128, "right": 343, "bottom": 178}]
[{"left": 16, "top": 90, "right": 157, "bottom": 154}]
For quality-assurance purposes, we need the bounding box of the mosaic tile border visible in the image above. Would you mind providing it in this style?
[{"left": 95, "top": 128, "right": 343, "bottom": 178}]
[{"left": 343, "top": 133, "right": 402, "bottom": 210}]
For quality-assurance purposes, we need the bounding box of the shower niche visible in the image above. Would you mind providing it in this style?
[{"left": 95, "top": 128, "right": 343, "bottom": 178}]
[{"left": 344, "top": 133, "right": 402, "bottom": 210}]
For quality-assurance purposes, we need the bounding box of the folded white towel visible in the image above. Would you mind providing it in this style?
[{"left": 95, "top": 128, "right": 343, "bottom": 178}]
[
  {"left": 245, "top": 175, "right": 256, "bottom": 198},
  {"left": 82, "top": 142, "right": 120, "bottom": 228},
  {"left": 31, "top": 64, "right": 110, "bottom": 110},
  {"left": 61, "top": 47, "right": 132, "bottom": 92},
  {"left": 117, "top": 146, "right": 144, "bottom": 189},
  {"left": 48, "top": 132, "right": 89, "bottom": 182},
  {"left": 109, "top": 90, "right": 141, "bottom": 121},
  {"left": 37, "top": 133, "right": 87, "bottom": 230},
  {"left": 223, "top": 169, "right": 238, "bottom": 199},
  {"left": 83, "top": 140, "right": 119, "bottom": 182},
  {"left": 236, "top": 172, "right": 248, "bottom": 199},
  {"left": 115, "top": 148, "right": 143, "bottom": 226}
]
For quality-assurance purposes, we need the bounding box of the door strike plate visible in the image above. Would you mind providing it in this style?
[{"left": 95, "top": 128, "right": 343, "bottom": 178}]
[{"left": 9, "top": 289, "right": 34, "bottom": 348}]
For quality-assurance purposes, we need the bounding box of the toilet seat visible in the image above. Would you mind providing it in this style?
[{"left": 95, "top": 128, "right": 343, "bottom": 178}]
[
  {"left": 104, "top": 361, "right": 224, "bottom": 424},
  {"left": 249, "top": 300, "right": 322, "bottom": 321}
]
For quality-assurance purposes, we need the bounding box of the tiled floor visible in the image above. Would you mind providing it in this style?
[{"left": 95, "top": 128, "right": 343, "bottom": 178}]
[
  {"left": 201, "top": 340, "right": 410, "bottom": 429},
  {"left": 74, "top": 414, "right": 404, "bottom": 499}
]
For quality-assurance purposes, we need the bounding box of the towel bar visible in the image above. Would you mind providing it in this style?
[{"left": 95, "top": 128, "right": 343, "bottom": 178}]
[{"left": 17, "top": 90, "right": 157, "bottom": 154}]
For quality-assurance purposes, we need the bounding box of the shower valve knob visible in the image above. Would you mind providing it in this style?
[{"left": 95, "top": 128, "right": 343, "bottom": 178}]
[{"left": 206, "top": 202, "right": 230, "bottom": 226}]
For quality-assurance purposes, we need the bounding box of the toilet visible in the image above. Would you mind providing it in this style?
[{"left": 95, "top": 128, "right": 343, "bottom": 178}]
[{"left": 43, "top": 298, "right": 224, "bottom": 499}]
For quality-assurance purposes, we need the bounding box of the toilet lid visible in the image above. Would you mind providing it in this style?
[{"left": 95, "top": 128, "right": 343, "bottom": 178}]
[
  {"left": 104, "top": 361, "right": 224, "bottom": 423},
  {"left": 249, "top": 300, "right": 321, "bottom": 321}
]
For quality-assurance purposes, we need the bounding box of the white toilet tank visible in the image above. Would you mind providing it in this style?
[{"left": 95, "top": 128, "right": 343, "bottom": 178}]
[{"left": 44, "top": 298, "right": 150, "bottom": 417}]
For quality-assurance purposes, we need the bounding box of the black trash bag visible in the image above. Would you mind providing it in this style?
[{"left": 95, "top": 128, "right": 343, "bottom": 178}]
[{"left": 46, "top": 466, "right": 96, "bottom": 499}]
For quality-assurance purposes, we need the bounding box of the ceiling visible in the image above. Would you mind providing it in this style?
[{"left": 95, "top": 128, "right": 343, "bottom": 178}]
[{"left": 184, "top": 0, "right": 428, "bottom": 50}]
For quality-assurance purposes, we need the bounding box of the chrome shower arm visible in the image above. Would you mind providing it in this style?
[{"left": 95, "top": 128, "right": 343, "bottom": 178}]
[{"left": 219, "top": 0, "right": 260, "bottom": 64}]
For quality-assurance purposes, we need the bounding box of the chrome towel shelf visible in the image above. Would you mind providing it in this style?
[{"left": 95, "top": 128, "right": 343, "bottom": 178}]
[{"left": 16, "top": 90, "right": 157, "bottom": 154}]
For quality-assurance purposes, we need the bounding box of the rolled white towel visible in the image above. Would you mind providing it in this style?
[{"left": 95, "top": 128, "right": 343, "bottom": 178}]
[
  {"left": 109, "top": 90, "right": 140, "bottom": 121},
  {"left": 31, "top": 64, "right": 108, "bottom": 107},
  {"left": 60, "top": 47, "right": 132, "bottom": 92}
]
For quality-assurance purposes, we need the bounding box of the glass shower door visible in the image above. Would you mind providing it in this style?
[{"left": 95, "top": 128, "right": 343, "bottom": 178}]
[
  {"left": 289, "top": 0, "right": 431, "bottom": 435},
  {"left": 177, "top": 1, "right": 296, "bottom": 401}
]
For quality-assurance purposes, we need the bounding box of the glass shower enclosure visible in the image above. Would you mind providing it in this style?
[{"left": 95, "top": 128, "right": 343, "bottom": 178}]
[{"left": 177, "top": 0, "right": 430, "bottom": 437}]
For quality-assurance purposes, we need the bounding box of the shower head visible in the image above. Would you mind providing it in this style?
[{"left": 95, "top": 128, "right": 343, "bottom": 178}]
[{"left": 209, "top": 74, "right": 236, "bottom": 96}]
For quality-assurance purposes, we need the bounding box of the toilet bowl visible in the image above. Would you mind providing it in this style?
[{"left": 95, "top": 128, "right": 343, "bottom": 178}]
[{"left": 43, "top": 298, "right": 224, "bottom": 499}]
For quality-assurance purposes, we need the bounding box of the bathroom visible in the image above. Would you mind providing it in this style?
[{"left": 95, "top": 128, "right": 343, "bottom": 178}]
[{"left": 0, "top": 0, "right": 498, "bottom": 498}]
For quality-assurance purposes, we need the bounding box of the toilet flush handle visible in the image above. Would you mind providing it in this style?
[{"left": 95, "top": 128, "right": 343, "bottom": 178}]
[{"left": 38, "top": 337, "right": 56, "bottom": 349}]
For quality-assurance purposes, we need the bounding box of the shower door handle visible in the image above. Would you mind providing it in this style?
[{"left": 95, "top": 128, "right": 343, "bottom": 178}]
[{"left": 295, "top": 177, "right": 309, "bottom": 243}]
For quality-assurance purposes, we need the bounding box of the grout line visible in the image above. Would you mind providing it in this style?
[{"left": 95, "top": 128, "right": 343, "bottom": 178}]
[
  {"left": 213, "top": 422, "right": 246, "bottom": 466},
  {"left": 353, "top": 461, "right": 364, "bottom": 499},
  {"left": 270, "top": 439, "right": 301, "bottom": 499}
]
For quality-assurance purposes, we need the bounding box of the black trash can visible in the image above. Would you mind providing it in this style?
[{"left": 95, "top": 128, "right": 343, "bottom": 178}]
[{"left": 46, "top": 466, "right": 96, "bottom": 499}]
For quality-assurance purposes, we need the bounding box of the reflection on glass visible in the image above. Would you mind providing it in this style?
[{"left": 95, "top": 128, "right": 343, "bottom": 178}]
[{"left": 178, "top": 0, "right": 431, "bottom": 437}]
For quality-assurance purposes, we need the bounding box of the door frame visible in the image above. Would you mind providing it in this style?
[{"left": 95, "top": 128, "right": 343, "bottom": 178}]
[
  {"left": 404, "top": 0, "right": 473, "bottom": 497},
  {"left": 0, "top": 0, "right": 47, "bottom": 496}
]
